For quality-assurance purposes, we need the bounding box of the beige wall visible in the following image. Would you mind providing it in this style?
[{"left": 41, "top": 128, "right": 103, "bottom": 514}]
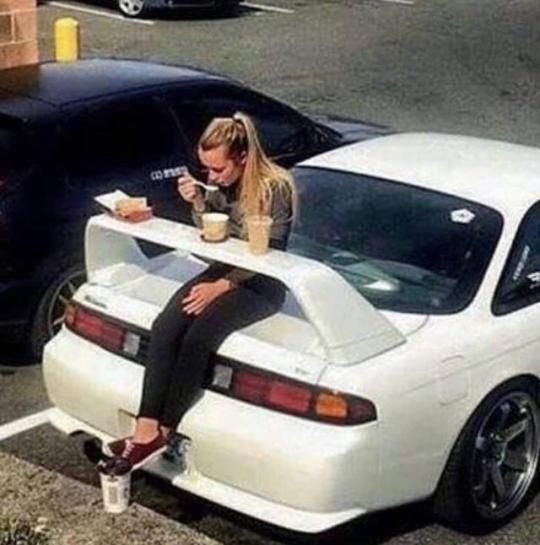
[{"left": 0, "top": 0, "right": 38, "bottom": 69}]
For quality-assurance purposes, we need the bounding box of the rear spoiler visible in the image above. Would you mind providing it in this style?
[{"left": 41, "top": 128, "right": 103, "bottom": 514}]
[{"left": 85, "top": 215, "right": 405, "bottom": 365}]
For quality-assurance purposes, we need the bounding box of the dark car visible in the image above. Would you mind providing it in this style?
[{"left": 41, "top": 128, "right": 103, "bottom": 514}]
[
  {"left": 116, "top": 0, "right": 240, "bottom": 18},
  {"left": 0, "top": 58, "right": 388, "bottom": 357}
]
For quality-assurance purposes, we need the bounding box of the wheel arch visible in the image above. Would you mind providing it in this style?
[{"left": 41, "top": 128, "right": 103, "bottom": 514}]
[
  {"left": 27, "top": 251, "right": 85, "bottom": 359},
  {"left": 434, "top": 373, "right": 540, "bottom": 495}
]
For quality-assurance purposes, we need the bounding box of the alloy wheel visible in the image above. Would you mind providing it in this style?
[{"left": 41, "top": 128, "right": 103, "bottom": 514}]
[
  {"left": 470, "top": 391, "right": 540, "bottom": 519},
  {"left": 118, "top": 0, "right": 145, "bottom": 17},
  {"left": 46, "top": 268, "right": 86, "bottom": 339}
]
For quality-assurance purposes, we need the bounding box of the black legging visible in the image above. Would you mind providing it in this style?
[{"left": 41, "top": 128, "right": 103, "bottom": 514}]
[{"left": 139, "top": 264, "right": 286, "bottom": 428}]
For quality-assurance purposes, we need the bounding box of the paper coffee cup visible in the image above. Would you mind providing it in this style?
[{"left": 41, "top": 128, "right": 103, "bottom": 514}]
[
  {"left": 100, "top": 470, "right": 131, "bottom": 514},
  {"left": 202, "top": 213, "right": 229, "bottom": 242},
  {"left": 246, "top": 215, "right": 273, "bottom": 255}
]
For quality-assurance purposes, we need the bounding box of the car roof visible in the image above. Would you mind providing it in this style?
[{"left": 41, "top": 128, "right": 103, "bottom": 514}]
[
  {"left": 0, "top": 58, "right": 230, "bottom": 110},
  {"left": 300, "top": 132, "right": 540, "bottom": 218},
  {"left": 0, "top": 89, "right": 56, "bottom": 124}
]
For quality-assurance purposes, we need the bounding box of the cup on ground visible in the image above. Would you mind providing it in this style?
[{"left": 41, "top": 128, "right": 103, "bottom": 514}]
[
  {"left": 99, "top": 467, "right": 131, "bottom": 514},
  {"left": 246, "top": 215, "right": 273, "bottom": 255},
  {"left": 202, "top": 212, "right": 229, "bottom": 242}
]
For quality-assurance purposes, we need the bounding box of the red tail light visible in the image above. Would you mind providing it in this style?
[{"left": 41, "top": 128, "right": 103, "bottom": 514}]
[
  {"left": 268, "top": 381, "right": 312, "bottom": 414},
  {"left": 234, "top": 370, "right": 268, "bottom": 403},
  {"left": 65, "top": 303, "right": 125, "bottom": 351},
  {"left": 233, "top": 370, "right": 312, "bottom": 414},
  {"left": 212, "top": 363, "right": 377, "bottom": 425},
  {"left": 62, "top": 303, "right": 377, "bottom": 426}
]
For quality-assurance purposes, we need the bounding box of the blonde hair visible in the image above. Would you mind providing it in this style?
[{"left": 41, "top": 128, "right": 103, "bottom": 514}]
[{"left": 198, "top": 112, "right": 296, "bottom": 225}]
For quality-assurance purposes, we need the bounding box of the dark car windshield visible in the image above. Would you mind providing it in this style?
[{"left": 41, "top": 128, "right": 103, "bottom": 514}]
[{"left": 289, "top": 167, "right": 503, "bottom": 314}]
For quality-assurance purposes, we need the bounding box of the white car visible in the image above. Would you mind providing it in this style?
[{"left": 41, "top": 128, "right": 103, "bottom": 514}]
[{"left": 43, "top": 133, "right": 540, "bottom": 533}]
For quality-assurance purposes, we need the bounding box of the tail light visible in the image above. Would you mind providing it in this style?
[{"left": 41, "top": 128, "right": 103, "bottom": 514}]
[
  {"left": 63, "top": 303, "right": 377, "bottom": 426},
  {"left": 64, "top": 302, "right": 141, "bottom": 357},
  {"left": 209, "top": 362, "right": 377, "bottom": 426}
]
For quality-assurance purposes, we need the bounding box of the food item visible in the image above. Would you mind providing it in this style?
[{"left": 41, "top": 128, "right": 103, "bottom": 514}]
[
  {"left": 202, "top": 213, "right": 229, "bottom": 242},
  {"left": 114, "top": 197, "right": 152, "bottom": 223},
  {"left": 115, "top": 197, "right": 147, "bottom": 215}
]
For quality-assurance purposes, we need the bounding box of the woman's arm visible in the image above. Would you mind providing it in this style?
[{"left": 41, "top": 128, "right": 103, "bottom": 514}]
[{"left": 190, "top": 194, "right": 207, "bottom": 228}]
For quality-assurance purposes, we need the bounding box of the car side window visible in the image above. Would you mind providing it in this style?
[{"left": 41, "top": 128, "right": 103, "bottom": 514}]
[
  {"left": 65, "top": 97, "right": 184, "bottom": 185},
  {"left": 493, "top": 202, "right": 540, "bottom": 315},
  {"left": 165, "top": 85, "right": 308, "bottom": 159},
  {"left": 63, "top": 96, "right": 191, "bottom": 222}
]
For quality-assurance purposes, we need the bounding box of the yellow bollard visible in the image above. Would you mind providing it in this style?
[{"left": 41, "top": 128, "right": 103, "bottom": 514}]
[{"left": 54, "top": 17, "right": 80, "bottom": 62}]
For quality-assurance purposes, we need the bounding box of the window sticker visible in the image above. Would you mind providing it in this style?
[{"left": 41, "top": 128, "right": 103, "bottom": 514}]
[
  {"left": 150, "top": 166, "right": 187, "bottom": 182},
  {"left": 450, "top": 208, "right": 476, "bottom": 224},
  {"left": 527, "top": 271, "right": 540, "bottom": 288},
  {"left": 512, "top": 244, "right": 530, "bottom": 282}
]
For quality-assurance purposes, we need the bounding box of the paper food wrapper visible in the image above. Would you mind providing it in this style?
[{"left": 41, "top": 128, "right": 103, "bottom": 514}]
[{"left": 94, "top": 190, "right": 153, "bottom": 223}]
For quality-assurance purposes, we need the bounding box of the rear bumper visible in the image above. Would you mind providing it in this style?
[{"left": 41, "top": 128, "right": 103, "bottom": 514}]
[
  {"left": 43, "top": 329, "right": 380, "bottom": 532},
  {"left": 47, "top": 407, "right": 365, "bottom": 533}
]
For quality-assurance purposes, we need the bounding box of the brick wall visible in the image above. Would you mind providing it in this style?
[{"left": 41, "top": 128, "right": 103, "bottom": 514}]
[{"left": 0, "top": 0, "right": 38, "bottom": 69}]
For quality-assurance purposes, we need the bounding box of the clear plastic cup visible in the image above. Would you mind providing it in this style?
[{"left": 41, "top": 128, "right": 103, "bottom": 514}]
[
  {"left": 246, "top": 215, "right": 273, "bottom": 255},
  {"left": 202, "top": 212, "right": 229, "bottom": 242}
]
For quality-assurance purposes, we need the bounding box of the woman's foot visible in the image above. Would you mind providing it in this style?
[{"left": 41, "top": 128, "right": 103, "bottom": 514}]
[
  {"left": 118, "top": 431, "right": 170, "bottom": 470},
  {"left": 103, "top": 436, "right": 131, "bottom": 458},
  {"left": 103, "top": 416, "right": 168, "bottom": 459},
  {"left": 103, "top": 426, "right": 170, "bottom": 460}
]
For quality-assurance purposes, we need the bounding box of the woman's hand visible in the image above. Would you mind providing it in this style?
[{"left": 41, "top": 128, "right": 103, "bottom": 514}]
[
  {"left": 181, "top": 279, "right": 233, "bottom": 315},
  {"left": 177, "top": 171, "right": 202, "bottom": 203}
]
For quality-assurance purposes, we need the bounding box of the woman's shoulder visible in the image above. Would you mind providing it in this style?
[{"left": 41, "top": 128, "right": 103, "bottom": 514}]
[
  {"left": 266, "top": 176, "right": 292, "bottom": 199},
  {"left": 266, "top": 170, "right": 294, "bottom": 191},
  {"left": 266, "top": 179, "right": 292, "bottom": 217}
]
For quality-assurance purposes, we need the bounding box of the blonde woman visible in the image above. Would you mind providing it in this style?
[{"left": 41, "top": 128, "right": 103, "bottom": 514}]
[{"left": 104, "top": 112, "right": 295, "bottom": 469}]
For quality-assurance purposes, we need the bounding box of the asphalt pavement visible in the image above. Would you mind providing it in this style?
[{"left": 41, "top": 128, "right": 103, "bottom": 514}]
[
  {"left": 36, "top": 0, "right": 540, "bottom": 146},
  {"left": 3, "top": 0, "right": 540, "bottom": 544}
]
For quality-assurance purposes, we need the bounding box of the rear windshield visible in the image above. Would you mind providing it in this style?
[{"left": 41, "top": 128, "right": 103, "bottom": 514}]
[{"left": 289, "top": 167, "right": 503, "bottom": 314}]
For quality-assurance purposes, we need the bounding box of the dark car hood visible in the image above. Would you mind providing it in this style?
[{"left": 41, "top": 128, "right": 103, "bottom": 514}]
[{"left": 312, "top": 113, "right": 394, "bottom": 144}]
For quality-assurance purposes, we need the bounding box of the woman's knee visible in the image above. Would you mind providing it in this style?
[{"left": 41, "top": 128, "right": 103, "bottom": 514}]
[{"left": 179, "top": 322, "right": 221, "bottom": 358}]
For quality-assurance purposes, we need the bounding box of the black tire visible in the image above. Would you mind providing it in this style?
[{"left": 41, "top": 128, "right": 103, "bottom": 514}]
[
  {"left": 215, "top": 0, "right": 240, "bottom": 17},
  {"left": 433, "top": 378, "right": 540, "bottom": 531},
  {"left": 29, "top": 264, "right": 86, "bottom": 360},
  {"left": 117, "top": 0, "right": 146, "bottom": 18}
]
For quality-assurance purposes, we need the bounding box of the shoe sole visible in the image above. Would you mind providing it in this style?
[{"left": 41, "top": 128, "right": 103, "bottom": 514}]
[
  {"left": 130, "top": 444, "right": 169, "bottom": 471},
  {"left": 102, "top": 444, "right": 114, "bottom": 457}
]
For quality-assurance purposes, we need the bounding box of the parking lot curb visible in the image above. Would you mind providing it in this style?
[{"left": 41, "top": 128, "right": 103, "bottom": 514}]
[{"left": 0, "top": 451, "right": 220, "bottom": 545}]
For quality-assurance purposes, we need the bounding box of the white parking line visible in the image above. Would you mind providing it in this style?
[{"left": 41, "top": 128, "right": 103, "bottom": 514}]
[
  {"left": 378, "top": 0, "right": 415, "bottom": 4},
  {"left": 47, "top": 1, "right": 155, "bottom": 25},
  {"left": 0, "top": 409, "right": 54, "bottom": 442},
  {"left": 240, "top": 2, "right": 294, "bottom": 14}
]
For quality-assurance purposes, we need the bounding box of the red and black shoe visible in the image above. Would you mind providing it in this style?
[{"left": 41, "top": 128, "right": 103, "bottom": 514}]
[
  {"left": 118, "top": 432, "right": 170, "bottom": 471},
  {"left": 103, "top": 428, "right": 170, "bottom": 464},
  {"left": 103, "top": 436, "right": 130, "bottom": 458}
]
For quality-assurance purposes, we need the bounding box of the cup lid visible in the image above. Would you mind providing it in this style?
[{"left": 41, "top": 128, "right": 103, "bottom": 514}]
[
  {"left": 246, "top": 215, "right": 273, "bottom": 224},
  {"left": 202, "top": 212, "right": 229, "bottom": 222}
]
